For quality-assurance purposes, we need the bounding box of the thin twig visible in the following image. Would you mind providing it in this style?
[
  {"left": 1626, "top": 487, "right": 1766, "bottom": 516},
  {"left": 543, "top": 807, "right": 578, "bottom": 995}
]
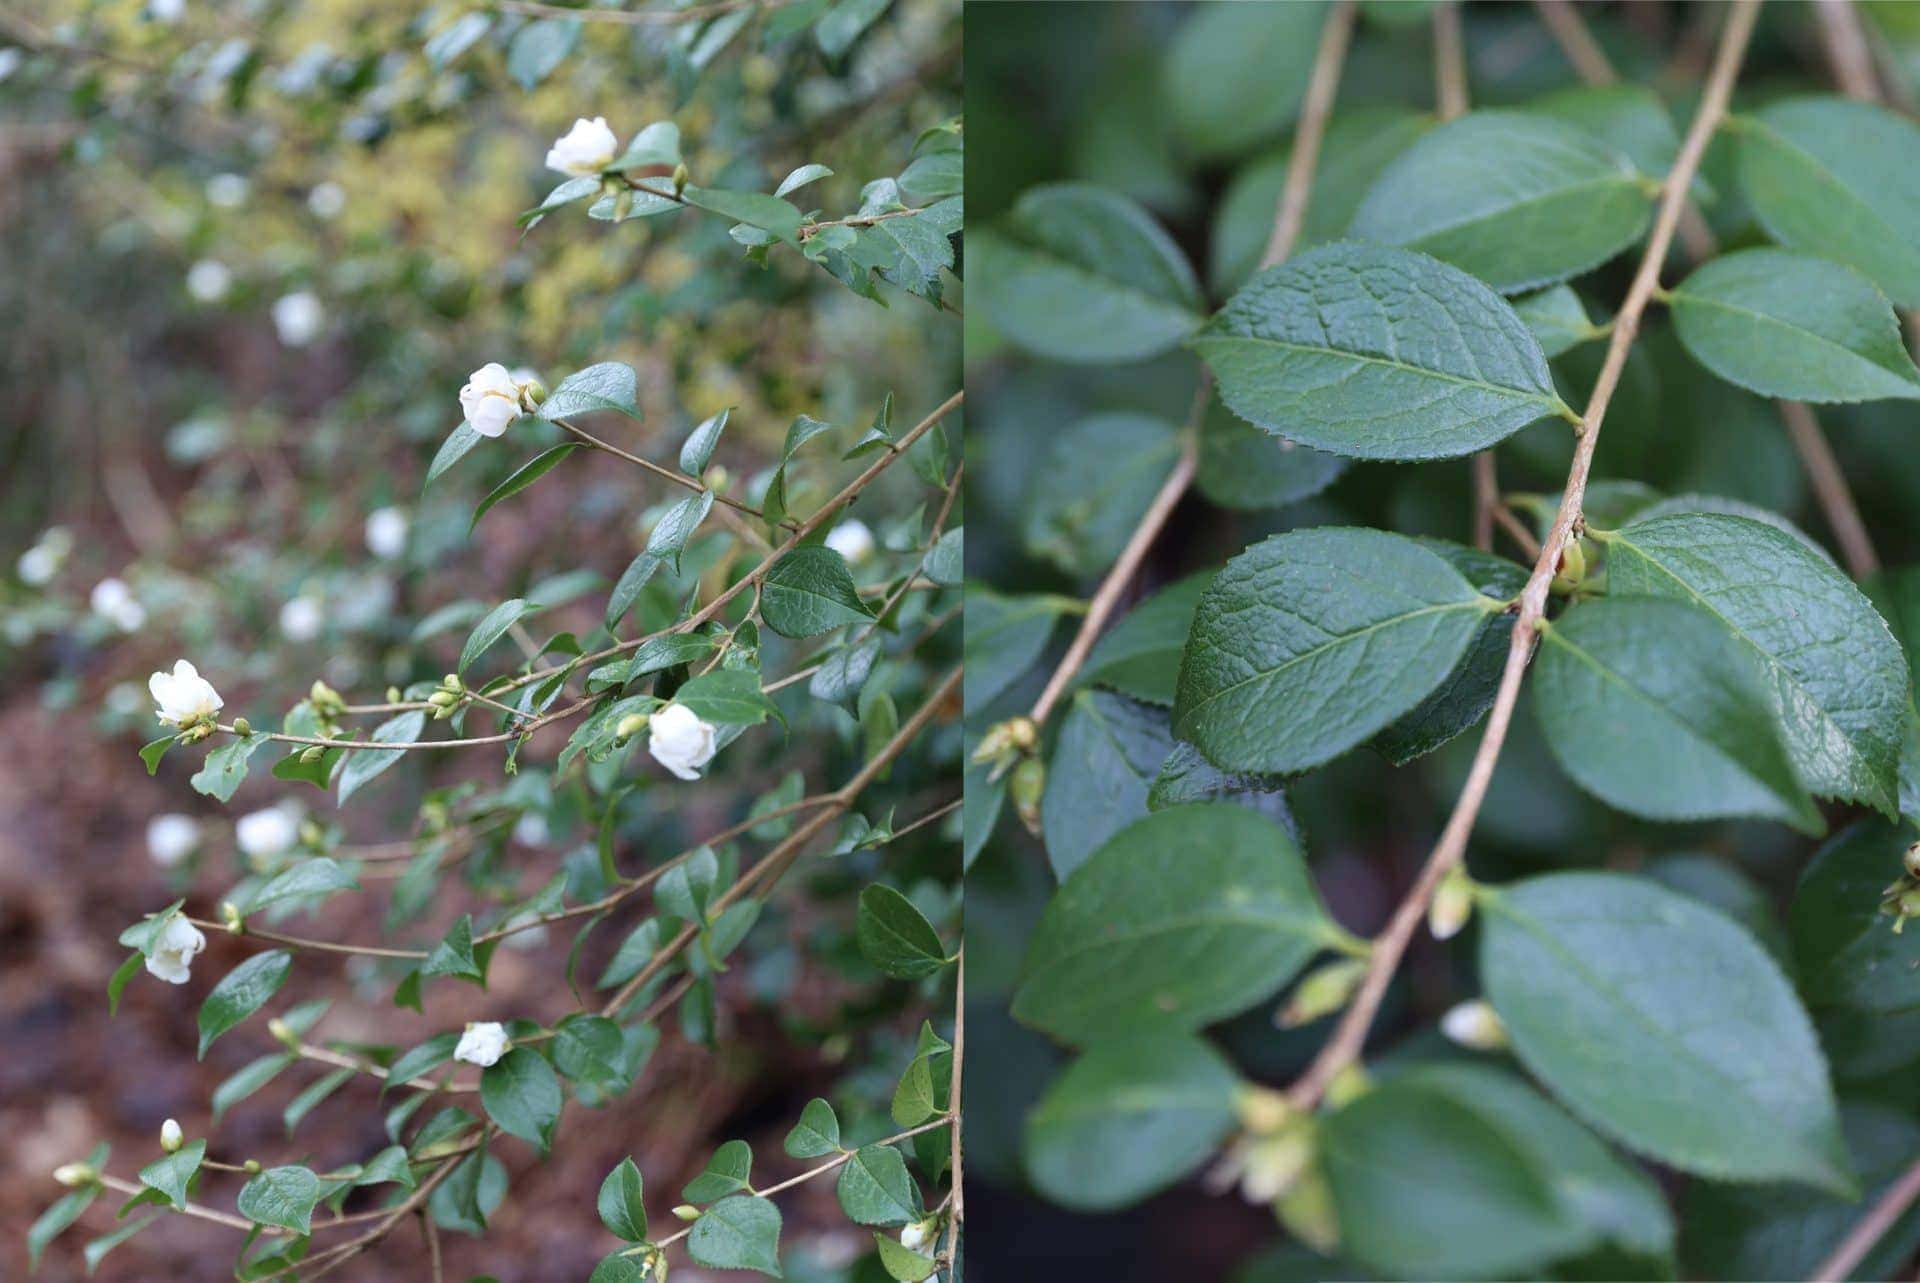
[
  {"left": 1433, "top": 1, "right": 1470, "bottom": 121},
  {"left": 553, "top": 416, "right": 789, "bottom": 529},
  {"left": 1260, "top": 0, "right": 1358, "bottom": 273},
  {"left": 1809, "top": 1152, "right": 1920, "bottom": 1280},
  {"left": 1534, "top": 0, "right": 1617, "bottom": 84},
  {"left": 1813, "top": 0, "right": 1884, "bottom": 99},
  {"left": 1285, "top": 0, "right": 1763, "bottom": 1112}
]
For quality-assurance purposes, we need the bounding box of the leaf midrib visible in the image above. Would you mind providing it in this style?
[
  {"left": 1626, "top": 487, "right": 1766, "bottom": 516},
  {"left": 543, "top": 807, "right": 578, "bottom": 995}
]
[
  {"left": 1669, "top": 290, "right": 1920, "bottom": 395},
  {"left": 1195, "top": 332, "right": 1563, "bottom": 410}
]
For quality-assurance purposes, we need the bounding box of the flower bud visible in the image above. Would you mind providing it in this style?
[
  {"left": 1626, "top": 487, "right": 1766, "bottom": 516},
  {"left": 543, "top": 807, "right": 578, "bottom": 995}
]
[
  {"left": 673, "top": 1204, "right": 701, "bottom": 1222},
  {"left": 1237, "top": 1127, "right": 1313, "bottom": 1204},
  {"left": 53, "top": 1162, "right": 97, "bottom": 1188},
  {"left": 300, "top": 745, "right": 325, "bottom": 764},
  {"left": 672, "top": 162, "right": 689, "bottom": 195},
  {"left": 220, "top": 901, "right": 244, "bottom": 933},
  {"left": 309, "top": 680, "right": 343, "bottom": 712},
  {"left": 161, "top": 1118, "right": 184, "bottom": 1153},
  {"left": 520, "top": 378, "right": 547, "bottom": 408},
  {"left": 442, "top": 674, "right": 463, "bottom": 693},
  {"left": 231, "top": 716, "right": 252, "bottom": 737},
  {"left": 1009, "top": 756, "right": 1045, "bottom": 835},
  {"left": 1905, "top": 842, "right": 1920, "bottom": 880},
  {"left": 616, "top": 713, "right": 651, "bottom": 741},
  {"left": 243, "top": 1159, "right": 261, "bottom": 1174},
  {"left": 704, "top": 465, "right": 730, "bottom": 495},
  {"left": 1550, "top": 538, "right": 1589, "bottom": 595},
  {"left": 1279, "top": 958, "right": 1368, "bottom": 1029},
  {"left": 1324, "top": 1064, "right": 1371, "bottom": 1110},
  {"left": 1235, "top": 1086, "right": 1292, "bottom": 1136},
  {"left": 387, "top": 687, "right": 402, "bottom": 705},
  {"left": 1440, "top": 999, "right": 1508, "bottom": 1051},
  {"left": 268, "top": 1017, "right": 299, "bottom": 1050},
  {"left": 428, "top": 690, "right": 458, "bottom": 709},
  {"left": 1429, "top": 865, "right": 1475, "bottom": 941},
  {"left": 899, "top": 1217, "right": 938, "bottom": 1253}
]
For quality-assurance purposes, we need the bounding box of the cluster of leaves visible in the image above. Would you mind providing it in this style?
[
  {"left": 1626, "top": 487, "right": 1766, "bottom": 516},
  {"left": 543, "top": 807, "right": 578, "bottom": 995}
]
[
  {"left": 968, "top": 3, "right": 1920, "bottom": 1281},
  {"left": 12, "top": 0, "right": 962, "bottom": 1279}
]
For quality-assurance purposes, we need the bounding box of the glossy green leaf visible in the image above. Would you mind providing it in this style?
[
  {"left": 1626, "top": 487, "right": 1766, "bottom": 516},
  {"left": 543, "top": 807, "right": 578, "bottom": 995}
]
[
  {"left": 248, "top": 858, "right": 358, "bottom": 912},
  {"left": 836, "top": 1143, "right": 918, "bottom": 1226},
  {"left": 1668, "top": 249, "right": 1920, "bottom": 403},
  {"left": 480, "top": 1048, "right": 563, "bottom": 1152},
  {"left": 1481, "top": 872, "right": 1852, "bottom": 1191},
  {"left": 425, "top": 422, "right": 485, "bottom": 487},
  {"left": 198, "top": 950, "right": 292, "bottom": 1059},
  {"left": 237, "top": 1165, "right": 322, "bottom": 1234},
  {"left": 28, "top": 1179, "right": 99, "bottom": 1269},
  {"left": 1023, "top": 412, "right": 1181, "bottom": 578},
  {"left": 1513, "top": 284, "right": 1602, "bottom": 359},
  {"left": 673, "top": 669, "right": 777, "bottom": 726},
  {"left": 684, "top": 1139, "right": 753, "bottom": 1203},
  {"left": 1079, "top": 572, "right": 1212, "bottom": 706},
  {"left": 1349, "top": 110, "right": 1654, "bottom": 292},
  {"left": 963, "top": 587, "right": 1072, "bottom": 712},
  {"left": 1040, "top": 691, "right": 1173, "bottom": 880},
  {"left": 1534, "top": 83, "right": 1683, "bottom": 181},
  {"left": 1533, "top": 597, "right": 1820, "bottom": 832},
  {"left": 1735, "top": 96, "right": 1920, "bottom": 308},
  {"left": 1195, "top": 400, "right": 1347, "bottom": 512},
  {"left": 505, "top": 17, "right": 578, "bottom": 89},
  {"left": 1173, "top": 528, "right": 1496, "bottom": 774},
  {"left": 470, "top": 444, "right": 582, "bottom": 531},
  {"left": 645, "top": 490, "right": 714, "bottom": 574},
  {"left": 138, "top": 1139, "right": 205, "bottom": 1210},
  {"left": 1163, "top": 0, "right": 1326, "bottom": 160},
  {"left": 688, "top": 1194, "right": 782, "bottom": 1275},
  {"left": 1013, "top": 804, "right": 1338, "bottom": 1045},
  {"left": 761, "top": 546, "right": 874, "bottom": 638},
  {"left": 1601, "top": 512, "right": 1907, "bottom": 815},
  {"left": 598, "top": 1157, "right": 647, "bottom": 1241},
  {"left": 460, "top": 599, "right": 538, "bottom": 674},
  {"left": 1024, "top": 1033, "right": 1240, "bottom": 1212},
  {"left": 784, "top": 1098, "right": 842, "bottom": 1158},
  {"left": 191, "top": 734, "right": 263, "bottom": 802},
  {"left": 336, "top": 710, "right": 428, "bottom": 803},
  {"left": 383, "top": 1033, "right": 459, "bottom": 1095},
  {"left": 971, "top": 183, "right": 1203, "bottom": 364},
  {"left": 682, "top": 185, "right": 803, "bottom": 244},
  {"left": 536, "top": 362, "right": 640, "bottom": 421},
  {"left": 680, "top": 408, "right": 729, "bottom": 476},
  {"left": 1790, "top": 819, "right": 1920, "bottom": 1014},
  {"left": 856, "top": 884, "right": 947, "bottom": 979},
  {"left": 1195, "top": 243, "right": 1570, "bottom": 460}
]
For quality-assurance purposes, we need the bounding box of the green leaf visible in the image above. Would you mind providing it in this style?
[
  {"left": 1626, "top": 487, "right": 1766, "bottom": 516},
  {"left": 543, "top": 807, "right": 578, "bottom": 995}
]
[
  {"left": 646, "top": 490, "right": 714, "bottom": 575},
  {"left": 613, "top": 121, "right": 681, "bottom": 172},
  {"left": 1080, "top": 572, "right": 1212, "bottom": 706},
  {"left": 237, "top": 1165, "right": 322, "bottom": 1234},
  {"left": 1013, "top": 804, "right": 1337, "bottom": 1045},
  {"left": 1024, "top": 1033, "right": 1240, "bottom": 1212},
  {"left": 554, "top": 1014, "right": 626, "bottom": 1086},
  {"left": 424, "top": 11, "right": 490, "bottom": 68},
  {"left": 856, "top": 885, "right": 947, "bottom": 979},
  {"left": 471, "top": 444, "right": 582, "bottom": 531},
  {"left": 598, "top": 1157, "right": 648, "bottom": 1241},
  {"left": 1163, "top": 0, "right": 1325, "bottom": 160},
  {"left": 1601, "top": 511, "right": 1907, "bottom": 815},
  {"left": 423, "top": 915, "right": 484, "bottom": 984},
  {"left": 336, "top": 710, "right": 427, "bottom": 803},
  {"left": 1682, "top": 1101, "right": 1920, "bottom": 1281},
  {"left": 1195, "top": 243, "right": 1569, "bottom": 460},
  {"left": 213, "top": 1053, "right": 295, "bottom": 1122},
  {"left": 683, "top": 1140, "right": 754, "bottom": 1203},
  {"left": 139, "top": 735, "right": 173, "bottom": 774},
  {"left": 107, "top": 950, "right": 142, "bottom": 1015},
  {"left": 283, "top": 1067, "right": 352, "bottom": 1134},
  {"left": 138, "top": 1139, "right": 205, "bottom": 1210},
  {"left": 1513, "top": 284, "right": 1602, "bottom": 359},
  {"left": 83, "top": 1213, "right": 157, "bottom": 1274},
  {"left": 1735, "top": 96, "right": 1920, "bottom": 308},
  {"left": 891, "top": 1053, "right": 941, "bottom": 1127},
  {"left": 1350, "top": 110, "right": 1653, "bottom": 292},
  {"left": 505, "top": 16, "right": 578, "bottom": 89},
  {"left": 1668, "top": 249, "right": 1920, "bottom": 402},
  {"left": 836, "top": 1144, "right": 918, "bottom": 1226},
  {"left": 874, "top": 1233, "right": 938, "bottom": 1282},
  {"left": 248, "top": 858, "right": 359, "bottom": 913},
  {"left": 1480, "top": 872, "right": 1853, "bottom": 1192},
  {"left": 198, "top": 950, "right": 292, "bottom": 1059},
  {"left": 1534, "top": 82, "right": 1684, "bottom": 182},
  {"left": 426, "top": 423, "right": 485, "bottom": 486},
  {"left": 775, "top": 163, "right": 833, "bottom": 199},
  {"left": 1195, "top": 397, "right": 1346, "bottom": 513},
  {"left": 809, "top": 636, "right": 882, "bottom": 709},
  {"left": 1147, "top": 743, "right": 1295, "bottom": 831},
  {"left": 537, "top": 362, "right": 640, "bottom": 421},
  {"left": 1173, "top": 528, "right": 1496, "bottom": 774},
  {"left": 682, "top": 185, "right": 804, "bottom": 244},
  {"left": 1323, "top": 1063, "right": 1673, "bottom": 1279},
  {"left": 460, "top": 599, "right": 539, "bottom": 674},
  {"left": 688, "top": 1194, "right": 782, "bottom": 1276},
  {"left": 1790, "top": 819, "right": 1920, "bottom": 1014},
  {"left": 964, "top": 587, "right": 1072, "bottom": 712},
  {"left": 480, "top": 1048, "right": 563, "bottom": 1152},
  {"left": 384, "top": 1033, "right": 460, "bottom": 1095},
  {"left": 355, "top": 1146, "right": 415, "bottom": 1190},
  {"left": 674, "top": 669, "right": 778, "bottom": 726},
  {"left": 971, "top": 183, "right": 1203, "bottom": 364},
  {"left": 1022, "top": 413, "right": 1181, "bottom": 578},
  {"left": 29, "top": 1183, "right": 99, "bottom": 1270},
  {"left": 760, "top": 546, "right": 875, "bottom": 638},
  {"left": 1041, "top": 691, "right": 1173, "bottom": 880},
  {"left": 191, "top": 735, "right": 263, "bottom": 802},
  {"left": 1532, "top": 597, "right": 1820, "bottom": 832},
  {"left": 605, "top": 552, "right": 663, "bottom": 631},
  {"left": 596, "top": 919, "right": 660, "bottom": 990},
  {"left": 429, "top": 1150, "right": 505, "bottom": 1234},
  {"left": 680, "top": 408, "right": 730, "bottom": 476},
  {"left": 1209, "top": 108, "right": 1430, "bottom": 296},
  {"left": 924, "top": 526, "right": 963, "bottom": 586},
  {"left": 784, "top": 1098, "right": 842, "bottom": 1158}
]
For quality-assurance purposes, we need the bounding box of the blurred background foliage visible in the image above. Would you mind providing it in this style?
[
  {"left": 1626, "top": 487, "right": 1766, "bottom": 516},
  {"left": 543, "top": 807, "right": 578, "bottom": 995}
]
[
  {"left": 0, "top": 0, "right": 959, "bottom": 1278},
  {"left": 965, "top": 3, "right": 1920, "bottom": 1280}
]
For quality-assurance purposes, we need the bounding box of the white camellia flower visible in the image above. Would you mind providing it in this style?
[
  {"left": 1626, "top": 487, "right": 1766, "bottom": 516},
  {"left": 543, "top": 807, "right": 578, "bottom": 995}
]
[
  {"left": 205, "top": 172, "right": 249, "bottom": 208},
  {"left": 149, "top": 659, "right": 222, "bottom": 727},
  {"left": 17, "top": 527, "right": 70, "bottom": 586},
  {"left": 824, "top": 519, "right": 877, "bottom": 565},
  {"left": 900, "top": 1219, "right": 936, "bottom": 1253},
  {"left": 513, "top": 812, "right": 550, "bottom": 848},
  {"left": 1439, "top": 999, "right": 1509, "bottom": 1051},
  {"left": 459, "top": 362, "right": 531, "bottom": 438},
  {"left": 149, "top": 0, "right": 185, "bottom": 23},
  {"left": 307, "top": 181, "right": 346, "bottom": 219},
  {"left": 147, "top": 814, "right": 201, "bottom": 867},
  {"left": 272, "top": 291, "right": 324, "bottom": 346},
  {"left": 363, "top": 507, "right": 408, "bottom": 559},
  {"left": 648, "top": 703, "right": 719, "bottom": 781},
  {"left": 545, "top": 116, "right": 619, "bottom": 177},
  {"left": 185, "top": 259, "right": 232, "bottom": 303},
  {"left": 145, "top": 914, "right": 207, "bottom": 984},
  {"left": 236, "top": 803, "right": 301, "bottom": 860},
  {"left": 160, "top": 1119, "right": 184, "bottom": 1153},
  {"left": 90, "top": 577, "right": 147, "bottom": 632},
  {"left": 279, "top": 595, "right": 323, "bottom": 641},
  {"left": 454, "top": 1021, "right": 510, "bottom": 1067}
]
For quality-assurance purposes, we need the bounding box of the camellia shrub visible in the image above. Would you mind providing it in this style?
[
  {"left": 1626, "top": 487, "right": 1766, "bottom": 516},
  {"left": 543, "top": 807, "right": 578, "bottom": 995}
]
[
  {"left": 11, "top": 2, "right": 962, "bottom": 1280},
  {"left": 967, "top": 1, "right": 1920, "bottom": 1280}
]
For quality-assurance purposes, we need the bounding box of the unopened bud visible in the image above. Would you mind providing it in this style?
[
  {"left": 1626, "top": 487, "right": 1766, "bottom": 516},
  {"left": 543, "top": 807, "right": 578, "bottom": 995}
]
[
  {"left": 243, "top": 1158, "right": 261, "bottom": 1174},
  {"left": 53, "top": 1162, "right": 96, "bottom": 1188},
  {"left": 1236, "top": 1086, "right": 1292, "bottom": 1136},
  {"left": 441, "top": 674, "right": 463, "bottom": 693},
  {"left": 1323, "top": 1064, "right": 1371, "bottom": 1110},
  {"left": 160, "top": 1118, "right": 184, "bottom": 1153},
  {"left": 1550, "top": 538, "right": 1589, "bottom": 595},
  {"left": 309, "top": 680, "right": 343, "bottom": 712},
  {"left": 299, "top": 744, "right": 324, "bottom": 763},
  {"left": 231, "top": 716, "right": 252, "bottom": 737},
  {"left": 386, "top": 687, "right": 402, "bottom": 705},
  {"left": 616, "top": 713, "right": 650, "bottom": 740},
  {"left": 1429, "top": 865, "right": 1475, "bottom": 941},
  {"left": 1010, "top": 756, "right": 1045, "bottom": 835},
  {"left": 672, "top": 162, "right": 689, "bottom": 196},
  {"left": 1279, "top": 958, "right": 1368, "bottom": 1029},
  {"left": 428, "top": 690, "right": 458, "bottom": 708},
  {"left": 1238, "top": 1127, "right": 1313, "bottom": 1204},
  {"left": 220, "top": 901, "right": 244, "bottom": 933},
  {"left": 1440, "top": 999, "right": 1508, "bottom": 1051},
  {"left": 1905, "top": 842, "right": 1920, "bottom": 879},
  {"left": 268, "top": 1017, "right": 299, "bottom": 1050},
  {"left": 703, "top": 465, "right": 730, "bottom": 494},
  {"left": 521, "top": 378, "right": 547, "bottom": 408},
  {"left": 672, "top": 1203, "right": 701, "bottom": 1222}
]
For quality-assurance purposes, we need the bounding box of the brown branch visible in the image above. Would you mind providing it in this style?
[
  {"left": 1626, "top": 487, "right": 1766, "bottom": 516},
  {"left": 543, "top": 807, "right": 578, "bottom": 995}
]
[
  {"left": 1260, "top": 0, "right": 1358, "bottom": 273},
  {"left": 1809, "top": 1152, "right": 1920, "bottom": 1280},
  {"left": 552, "top": 416, "right": 789, "bottom": 529},
  {"left": 1812, "top": 0, "right": 1883, "bottom": 100},
  {"left": 1534, "top": 0, "right": 1617, "bottom": 84},
  {"left": 1284, "top": 0, "right": 1764, "bottom": 1112},
  {"left": 1433, "top": 1, "right": 1470, "bottom": 122}
]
